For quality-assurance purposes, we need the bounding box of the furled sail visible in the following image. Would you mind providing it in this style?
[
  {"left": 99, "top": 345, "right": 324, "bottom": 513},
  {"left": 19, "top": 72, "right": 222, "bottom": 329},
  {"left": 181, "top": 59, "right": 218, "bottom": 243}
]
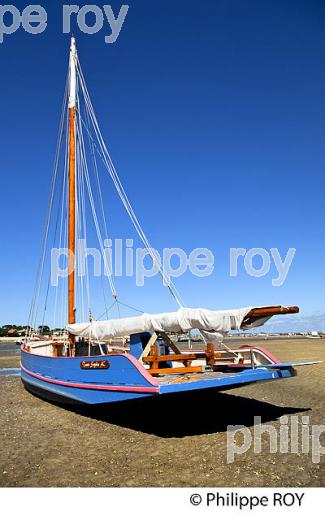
[{"left": 66, "top": 306, "right": 279, "bottom": 345}]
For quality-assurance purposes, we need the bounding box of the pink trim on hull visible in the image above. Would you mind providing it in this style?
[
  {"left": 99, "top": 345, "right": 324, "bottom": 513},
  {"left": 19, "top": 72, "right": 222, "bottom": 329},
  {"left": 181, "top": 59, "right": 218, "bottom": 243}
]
[
  {"left": 20, "top": 364, "right": 159, "bottom": 394},
  {"left": 239, "top": 346, "right": 281, "bottom": 364}
]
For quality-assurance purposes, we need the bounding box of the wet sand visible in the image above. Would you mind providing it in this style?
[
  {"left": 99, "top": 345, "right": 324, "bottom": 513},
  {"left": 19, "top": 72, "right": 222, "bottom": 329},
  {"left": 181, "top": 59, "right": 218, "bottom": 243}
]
[{"left": 0, "top": 339, "right": 324, "bottom": 487}]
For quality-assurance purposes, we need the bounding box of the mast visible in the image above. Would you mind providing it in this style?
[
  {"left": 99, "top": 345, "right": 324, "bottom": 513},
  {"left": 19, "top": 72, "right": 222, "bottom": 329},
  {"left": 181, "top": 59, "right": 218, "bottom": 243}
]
[{"left": 68, "top": 37, "right": 77, "bottom": 332}]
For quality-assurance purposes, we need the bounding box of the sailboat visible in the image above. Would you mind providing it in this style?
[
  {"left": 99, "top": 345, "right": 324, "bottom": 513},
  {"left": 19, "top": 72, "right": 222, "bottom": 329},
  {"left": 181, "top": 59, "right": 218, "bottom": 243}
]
[{"left": 21, "top": 37, "right": 316, "bottom": 406}]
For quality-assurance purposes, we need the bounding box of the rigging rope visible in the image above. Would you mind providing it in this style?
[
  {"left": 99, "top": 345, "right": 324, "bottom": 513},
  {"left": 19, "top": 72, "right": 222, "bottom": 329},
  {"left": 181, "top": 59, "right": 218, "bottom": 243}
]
[
  {"left": 27, "top": 73, "right": 69, "bottom": 338},
  {"left": 76, "top": 98, "right": 118, "bottom": 301},
  {"left": 76, "top": 56, "right": 185, "bottom": 309},
  {"left": 27, "top": 49, "right": 187, "bottom": 337},
  {"left": 88, "top": 115, "right": 121, "bottom": 318}
]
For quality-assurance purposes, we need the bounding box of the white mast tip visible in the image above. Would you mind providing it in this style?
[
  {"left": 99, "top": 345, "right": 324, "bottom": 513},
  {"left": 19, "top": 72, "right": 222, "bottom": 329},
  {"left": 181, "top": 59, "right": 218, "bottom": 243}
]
[
  {"left": 70, "top": 36, "right": 76, "bottom": 54},
  {"left": 69, "top": 37, "right": 77, "bottom": 108}
]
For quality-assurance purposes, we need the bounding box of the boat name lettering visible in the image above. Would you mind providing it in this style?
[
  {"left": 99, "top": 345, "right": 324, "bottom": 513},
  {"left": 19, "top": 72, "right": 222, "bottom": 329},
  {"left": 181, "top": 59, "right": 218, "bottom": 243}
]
[{"left": 80, "top": 360, "right": 110, "bottom": 369}]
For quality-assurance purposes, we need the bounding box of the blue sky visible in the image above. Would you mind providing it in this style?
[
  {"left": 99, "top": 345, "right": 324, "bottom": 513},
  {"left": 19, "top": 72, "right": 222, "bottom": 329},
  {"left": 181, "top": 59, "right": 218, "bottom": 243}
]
[{"left": 0, "top": 0, "right": 324, "bottom": 326}]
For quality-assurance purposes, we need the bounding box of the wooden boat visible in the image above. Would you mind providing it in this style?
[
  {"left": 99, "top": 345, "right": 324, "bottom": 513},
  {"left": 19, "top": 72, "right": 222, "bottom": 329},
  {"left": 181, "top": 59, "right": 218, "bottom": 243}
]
[{"left": 21, "top": 38, "right": 317, "bottom": 406}]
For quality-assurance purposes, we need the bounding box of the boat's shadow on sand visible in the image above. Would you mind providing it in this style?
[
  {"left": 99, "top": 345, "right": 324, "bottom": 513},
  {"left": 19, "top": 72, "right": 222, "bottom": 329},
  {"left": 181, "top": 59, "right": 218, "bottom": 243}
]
[{"left": 63, "top": 390, "right": 310, "bottom": 438}]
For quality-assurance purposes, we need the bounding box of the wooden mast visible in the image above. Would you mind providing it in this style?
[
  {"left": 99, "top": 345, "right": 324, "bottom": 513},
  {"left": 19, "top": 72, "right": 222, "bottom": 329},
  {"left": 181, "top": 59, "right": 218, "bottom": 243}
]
[{"left": 68, "top": 37, "right": 77, "bottom": 344}]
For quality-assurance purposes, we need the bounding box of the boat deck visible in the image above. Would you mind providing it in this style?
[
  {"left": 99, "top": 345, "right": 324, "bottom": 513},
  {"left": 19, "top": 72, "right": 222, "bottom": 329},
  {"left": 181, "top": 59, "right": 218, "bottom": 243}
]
[{"left": 153, "top": 369, "right": 237, "bottom": 386}]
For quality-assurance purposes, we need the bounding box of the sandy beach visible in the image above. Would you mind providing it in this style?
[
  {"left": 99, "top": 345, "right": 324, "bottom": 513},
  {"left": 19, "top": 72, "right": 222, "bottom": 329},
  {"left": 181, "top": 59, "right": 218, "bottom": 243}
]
[{"left": 0, "top": 338, "right": 324, "bottom": 487}]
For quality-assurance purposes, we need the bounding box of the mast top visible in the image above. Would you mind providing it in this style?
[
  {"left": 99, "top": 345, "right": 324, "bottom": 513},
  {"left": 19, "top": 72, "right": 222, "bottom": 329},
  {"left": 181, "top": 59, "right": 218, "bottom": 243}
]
[
  {"left": 68, "top": 36, "right": 77, "bottom": 109},
  {"left": 70, "top": 35, "right": 76, "bottom": 54}
]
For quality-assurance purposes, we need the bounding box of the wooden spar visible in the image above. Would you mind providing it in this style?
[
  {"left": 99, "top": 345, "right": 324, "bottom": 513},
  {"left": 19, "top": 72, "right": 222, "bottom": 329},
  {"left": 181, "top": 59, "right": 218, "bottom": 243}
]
[
  {"left": 68, "top": 37, "right": 77, "bottom": 347},
  {"left": 242, "top": 305, "right": 299, "bottom": 326},
  {"left": 68, "top": 105, "right": 76, "bottom": 327}
]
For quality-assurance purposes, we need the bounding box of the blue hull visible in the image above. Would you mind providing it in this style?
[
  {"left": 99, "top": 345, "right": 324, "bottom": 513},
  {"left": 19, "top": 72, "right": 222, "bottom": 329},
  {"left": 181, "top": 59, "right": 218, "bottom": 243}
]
[
  {"left": 21, "top": 349, "right": 159, "bottom": 405},
  {"left": 20, "top": 348, "right": 299, "bottom": 406},
  {"left": 21, "top": 370, "right": 152, "bottom": 404}
]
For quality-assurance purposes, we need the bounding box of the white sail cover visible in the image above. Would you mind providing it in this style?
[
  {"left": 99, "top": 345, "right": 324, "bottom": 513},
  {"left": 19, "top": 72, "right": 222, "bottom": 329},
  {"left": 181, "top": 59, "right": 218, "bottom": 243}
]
[{"left": 66, "top": 307, "right": 272, "bottom": 345}]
